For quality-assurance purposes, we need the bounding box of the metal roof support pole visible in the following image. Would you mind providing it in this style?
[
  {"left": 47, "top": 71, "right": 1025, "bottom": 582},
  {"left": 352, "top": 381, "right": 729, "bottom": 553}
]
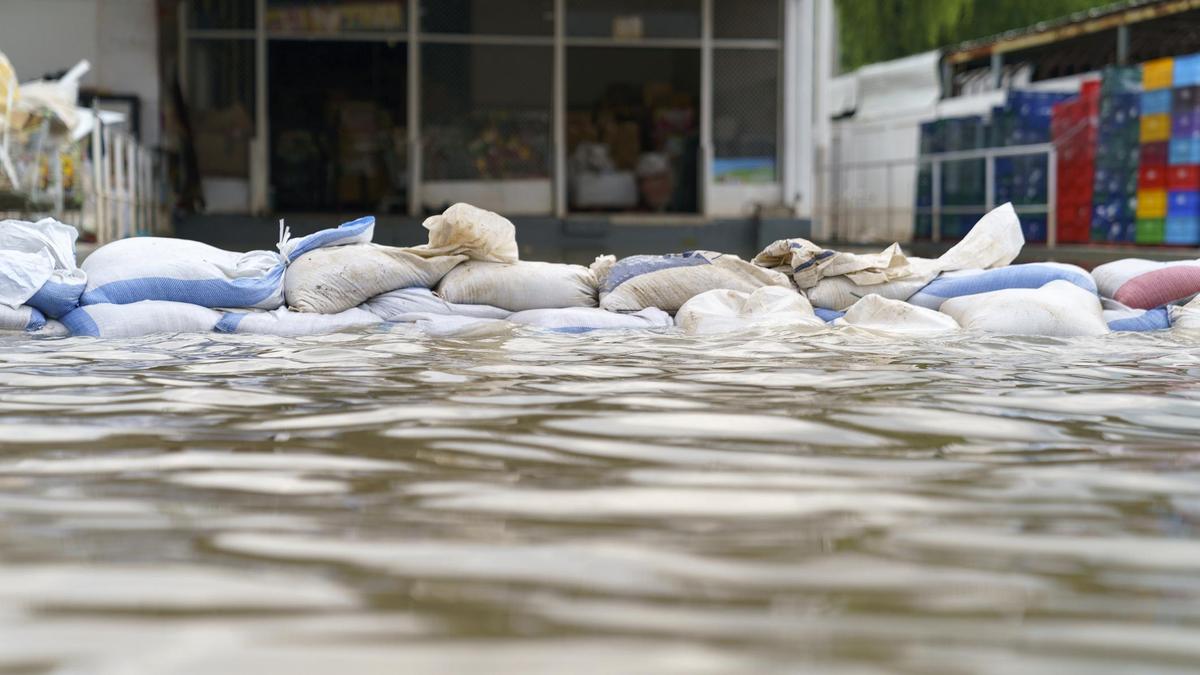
[
  {"left": 941, "top": 58, "right": 953, "bottom": 97},
  {"left": 1117, "top": 24, "right": 1130, "bottom": 66},
  {"left": 991, "top": 51, "right": 1003, "bottom": 90}
]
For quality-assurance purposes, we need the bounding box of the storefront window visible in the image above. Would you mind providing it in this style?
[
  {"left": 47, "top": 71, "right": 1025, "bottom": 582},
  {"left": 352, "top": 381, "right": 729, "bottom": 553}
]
[
  {"left": 421, "top": 44, "right": 552, "bottom": 181},
  {"left": 713, "top": 0, "right": 779, "bottom": 40},
  {"left": 189, "top": 0, "right": 255, "bottom": 30},
  {"left": 713, "top": 49, "right": 778, "bottom": 184},
  {"left": 187, "top": 40, "right": 256, "bottom": 184},
  {"left": 421, "top": 0, "right": 553, "bottom": 35},
  {"left": 566, "top": 0, "right": 701, "bottom": 39},
  {"left": 265, "top": 1, "right": 407, "bottom": 34}
]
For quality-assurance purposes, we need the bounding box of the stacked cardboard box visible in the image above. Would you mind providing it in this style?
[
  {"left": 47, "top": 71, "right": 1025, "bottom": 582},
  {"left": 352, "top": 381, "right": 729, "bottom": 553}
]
[
  {"left": 1092, "top": 67, "right": 1142, "bottom": 243},
  {"left": 1051, "top": 80, "right": 1100, "bottom": 243},
  {"left": 1167, "top": 54, "right": 1200, "bottom": 245}
]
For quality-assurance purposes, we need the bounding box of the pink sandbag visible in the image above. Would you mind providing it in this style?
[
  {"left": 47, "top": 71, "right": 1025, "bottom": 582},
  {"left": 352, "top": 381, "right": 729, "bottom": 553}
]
[{"left": 1091, "top": 259, "right": 1200, "bottom": 309}]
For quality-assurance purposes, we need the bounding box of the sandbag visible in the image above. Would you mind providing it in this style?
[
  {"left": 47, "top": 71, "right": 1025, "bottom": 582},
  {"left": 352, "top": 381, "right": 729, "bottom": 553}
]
[
  {"left": 675, "top": 286, "right": 825, "bottom": 334},
  {"left": 362, "top": 287, "right": 511, "bottom": 321},
  {"left": 416, "top": 203, "right": 519, "bottom": 263},
  {"left": 805, "top": 275, "right": 930, "bottom": 311},
  {"left": 81, "top": 238, "right": 284, "bottom": 309},
  {"left": 597, "top": 251, "right": 791, "bottom": 313},
  {"left": 215, "top": 307, "right": 382, "bottom": 336},
  {"left": 1091, "top": 258, "right": 1200, "bottom": 309},
  {"left": 33, "top": 320, "right": 68, "bottom": 337},
  {"left": 939, "top": 280, "right": 1108, "bottom": 337},
  {"left": 436, "top": 260, "right": 597, "bottom": 312},
  {"left": 61, "top": 301, "right": 222, "bottom": 338},
  {"left": 835, "top": 295, "right": 959, "bottom": 334},
  {"left": 285, "top": 244, "right": 465, "bottom": 314},
  {"left": 0, "top": 304, "right": 45, "bottom": 332},
  {"left": 1170, "top": 296, "right": 1200, "bottom": 331},
  {"left": 389, "top": 313, "right": 513, "bottom": 338},
  {"left": 277, "top": 215, "right": 375, "bottom": 263},
  {"left": 507, "top": 307, "right": 672, "bottom": 333},
  {"left": 0, "top": 217, "right": 86, "bottom": 317},
  {"left": 908, "top": 262, "right": 1096, "bottom": 310},
  {"left": 1103, "top": 300, "right": 1172, "bottom": 332},
  {"left": 813, "top": 308, "right": 845, "bottom": 323}
]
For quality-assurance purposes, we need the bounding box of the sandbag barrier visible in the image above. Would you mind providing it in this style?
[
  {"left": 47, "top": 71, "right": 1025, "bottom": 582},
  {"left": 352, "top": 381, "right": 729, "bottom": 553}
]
[{"left": 6, "top": 202, "right": 1200, "bottom": 340}]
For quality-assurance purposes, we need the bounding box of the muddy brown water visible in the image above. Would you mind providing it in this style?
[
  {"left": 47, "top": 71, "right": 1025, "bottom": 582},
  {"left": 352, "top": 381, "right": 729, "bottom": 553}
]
[{"left": 1, "top": 325, "right": 1199, "bottom": 673}]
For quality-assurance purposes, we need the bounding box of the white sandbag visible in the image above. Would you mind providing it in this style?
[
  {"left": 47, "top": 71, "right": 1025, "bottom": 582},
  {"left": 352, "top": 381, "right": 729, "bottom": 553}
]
[
  {"left": 32, "top": 320, "right": 69, "bottom": 337},
  {"left": 675, "top": 286, "right": 825, "bottom": 334},
  {"left": 0, "top": 304, "right": 45, "bottom": 332},
  {"left": 61, "top": 301, "right": 222, "bottom": 338},
  {"left": 1103, "top": 299, "right": 1171, "bottom": 332},
  {"left": 436, "top": 260, "right": 597, "bottom": 312},
  {"left": 1169, "top": 296, "right": 1200, "bottom": 332},
  {"left": 81, "top": 238, "right": 284, "bottom": 309},
  {"left": 215, "top": 307, "right": 382, "bottom": 336},
  {"left": 507, "top": 307, "right": 672, "bottom": 333},
  {"left": 0, "top": 217, "right": 86, "bottom": 317},
  {"left": 362, "top": 287, "right": 511, "bottom": 321},
  {"left": 834, "top": 295, "right": 959, "bottom": 334},
  {"left": 277, "top": 215, "right": 375, "bottom": 263},
  {"left": 392, "top": 313, "right": 512, "bottom": 338},
  {"left": 805, "top": 275, "right": 930, "bottom": 311},
  {"left": 1091, "top": 258, "right": 1200, "bottom": 309},
  {"left": 908, "top": 263, "right": 1096, "bottom": 310},
  {"left": 285, "top": 244, "right": 465, "bottom": 314},
  {"left": 597, "top": 251, "right": 792, "bottom": 313},
  {"left": 416, "top": 203, "right": 519, "bottom": 263},
  {"left": 939, "top": 280, "right": 1108, "bottom": 337}
]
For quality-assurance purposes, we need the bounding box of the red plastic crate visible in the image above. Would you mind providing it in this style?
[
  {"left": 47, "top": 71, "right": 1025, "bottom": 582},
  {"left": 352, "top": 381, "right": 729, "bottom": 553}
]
[
  {"left": 1168, "top": 164, "right": 1200, "bottom": 190},
  {"left": 1140, "top": 164, "right": 1167, "bottom": 189},
  {"left": 1141, "top": 141, "right": 1170, "bottom": 166}
]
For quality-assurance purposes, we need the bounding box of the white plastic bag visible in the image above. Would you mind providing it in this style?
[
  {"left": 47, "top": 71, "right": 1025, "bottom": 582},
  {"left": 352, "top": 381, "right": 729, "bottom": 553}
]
[
  {"left": 0, "top": 304, "right": 44, "bottom": 332},
  {"left": 362, "top": 287, "right": 511, "bottom": 321},
  {"left": 675, "top": 286, "right": 825, "bottom": 334},
  {"left": 285, "top": 244, "right": 465, "bottom": 314},
  {"left": 597, "top": 251, "right": 792, "bottom": 313},
  {"left": 81, "top": 237, "right": 284, "bottom": 309},
  {"left": 507, "top": 307, "right": 672, "bottom": 333},
  {"left": 61, "top": 301, "right": 223, "bottom": 338},
  {"left": 215, "top": 307, "right": 382, "bottom": 336},
  {"left": 939, "top": 280, "right": 1108, "bottom": 337},
  {"left": 417, "top": 203, "right": 519, "bottom": 263},
  {"left": 834, "top": 295, "right": 959, "bottom": 334},
  {"left": 0, "top": 217, "right": 86, "bottom": 317},
  {"left": 436, "top": 260, "right": 597, "bottom": 312}
]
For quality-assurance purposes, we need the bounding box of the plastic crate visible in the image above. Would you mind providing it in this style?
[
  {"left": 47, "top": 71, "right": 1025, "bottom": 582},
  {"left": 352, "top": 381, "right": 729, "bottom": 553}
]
[
  {"left": 1143, "top": 57, "right": 1175, "bottom": 90},
  {"left": 1174, "top": 54, "right": 1200, "bottom": 87},
  {"left": 1141, "top": 89, "right": 1172, "bottom": 115},
  {"left": 1139, "top": 164, "right": 1167, "bottom": 190},
  {"left": 1136, "top": 189, "right": 1168, "bottom": 218},
  {"left": 1166, "top": 215, "right": 1200, "bottom": 245},
  {"left": 1167, "top": 189, "right": 1200, "bottom": 218},
  {"left": 1167, "top": 165, "right": 1200, "bottom": 191},
  {"left": 1170, "top": 137, "right": 1200, "bottom": 165},
  {"left": 1136, "top": 218, "right": 1166, "bottom": 244},
  {"left": 1140, "top": 113, "right": 1171, "bottom": 142}
]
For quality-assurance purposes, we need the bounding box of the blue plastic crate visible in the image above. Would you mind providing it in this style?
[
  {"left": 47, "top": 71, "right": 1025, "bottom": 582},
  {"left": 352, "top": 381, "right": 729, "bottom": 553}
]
[
  {"left": 1020, "top": 215, "right": 1047, "bottom": 242},
  {"left": 1166, "top": 215, "right": 1200, "bottom": 244},
  {"left": 1167, "top": 190, "right": 1200, "bottom": 218},
  {"left": 1170, "top": 138, "right": 1200, "bottom": 165},
  {"left": 1141, "top": 89, "right": 1172, "bottom": 115},
  {"left": 1175, "top": 54, "right": 1200, "bottom": 87}
]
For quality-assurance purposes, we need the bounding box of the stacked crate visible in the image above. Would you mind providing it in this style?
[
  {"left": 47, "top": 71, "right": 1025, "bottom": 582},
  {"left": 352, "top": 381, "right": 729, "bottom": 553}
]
[
  {"left": 1135, "top": 58, "right": 1173, "bottom": 243},
  {"left": 1092, "top": 66, "right": 1142, "bottom": 243},
  {"left": 940, "top": 115, "right": 988, "bottom": 239},
  {"left": 1167, "top": 54, "right": 1200, "bottom": 245},
  {"left": 993, "top": 90, "right": 1074, "bottom": 242},
  {"left": 1052, "top": 80, "right": 1101, "bottom": 243}
]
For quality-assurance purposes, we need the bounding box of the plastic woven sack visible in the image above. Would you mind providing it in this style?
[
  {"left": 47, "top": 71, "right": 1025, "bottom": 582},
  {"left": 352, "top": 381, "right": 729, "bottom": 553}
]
[
  {"left": 285, "top": 245, "right": 465, "bottom": 314},
  {"left": 436, "top": 261, "right": 597, "bottom": 312},
  {"left": 62, "top": 301, "right": 223, "bottom": 338},
  {"left": 675, "top": 286, "right": 824, "bottom": 334},
  {"left": 597, "top": 251, "right": 791, "bottom": 313},
  {"left": 940, "top": 280, "right": 1108, "bottom": 337},
  {"left": 507, "top": 307, "right": 672, "bottom": 333},
  {"left": 908, "top": 263, "right": 1096, "bottom": 310},
  {"left": 215, "top": 307, "right": 382, "bottom": 336}
]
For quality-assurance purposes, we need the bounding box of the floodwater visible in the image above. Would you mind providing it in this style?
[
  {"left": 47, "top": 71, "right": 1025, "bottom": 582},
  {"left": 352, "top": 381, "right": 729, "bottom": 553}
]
[{"left": 1, "top": 325, "right": 1200, "bottom": 674}]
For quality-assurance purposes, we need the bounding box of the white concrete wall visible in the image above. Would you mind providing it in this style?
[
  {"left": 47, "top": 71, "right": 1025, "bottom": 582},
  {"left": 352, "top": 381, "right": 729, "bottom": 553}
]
[{"left": 0, "top": 0, "right": 160, "bottom": 144}]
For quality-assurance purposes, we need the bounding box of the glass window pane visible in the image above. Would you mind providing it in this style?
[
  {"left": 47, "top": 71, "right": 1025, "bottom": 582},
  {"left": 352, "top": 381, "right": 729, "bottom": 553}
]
[
  {"left": 189, "top": 0, "right": 255, "bottom": 30},
  {"left": 713, "top": 49, "right": 778, "bottom": 184},
  {"left": 421, "top": 0, "right": 553, "bottom": 35},
  {"left": 567, "top": 0, "right": 700, "bottom": 39},
  {"left": 265, "top": 1, "right": 407, "bottom": 34},
  {"left": 187, "top": 40, "right": 256, "bottom": 180},
  {"left": 714, "top": 0, "right": 779, "bottom": 40},
  {"left": 422, "top": 44, "right": 552, "bottom": 181}
]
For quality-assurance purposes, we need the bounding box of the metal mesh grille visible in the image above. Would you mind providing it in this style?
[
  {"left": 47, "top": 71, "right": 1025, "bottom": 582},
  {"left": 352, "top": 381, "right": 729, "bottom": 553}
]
[
  {"left": 189, "top": 0, "right": 255, "bottom": 30},
  {"left": 566, "top": 0, "right": 700, "bottom": 38},
  {"left": 714, "top": 0, "right": 779, "bottom": 40},
  {"left": 713, "top": 48, "right": 779, "bottom": 183},
  {"left": 421, "top": 0, "right": 554, "bottom": 35}
]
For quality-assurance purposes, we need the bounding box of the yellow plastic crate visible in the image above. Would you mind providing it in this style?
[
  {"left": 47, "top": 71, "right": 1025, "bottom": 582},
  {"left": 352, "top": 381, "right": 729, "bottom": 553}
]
[
  {"left": 1136, "top": 188, "right": 1167, "bottom": 219},
  {"left": 1143, "top": 57, "right": 1174, "bottom": 90},
  {"left": 1141, "top": 113, "right": 1171, "bottom": 142}
]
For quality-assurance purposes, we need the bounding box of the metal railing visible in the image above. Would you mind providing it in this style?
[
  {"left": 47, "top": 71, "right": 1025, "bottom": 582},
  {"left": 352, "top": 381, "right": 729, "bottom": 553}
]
[
  {"left": 89, "top": 113, "right": 170, "bottom": 244},
  {"left": 816, "top": 141, "right": 1059, "bottom": 246}
]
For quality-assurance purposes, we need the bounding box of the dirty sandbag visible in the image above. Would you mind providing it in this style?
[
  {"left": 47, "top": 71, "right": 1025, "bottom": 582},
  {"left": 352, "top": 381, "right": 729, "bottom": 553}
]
[
  {"left": 1170, "top": 296, "right": 1200, "bottom": 332},
  {"left": 597, "top": 251, "right": 792, "bottom": 313},
  {"left": 436, "top": 260, "right": 597, "bottom": 312},
  {"left": 383, "top": 312, "right": 512, "bottom": 338},
  {"left": 907, "top": 262, "right": 1096, "bottom": 310},
  {"left": 1091, "top": 258, "right": 1200, "bottom": 309},
  {"left": 0, "top": 217, "right": 86, "bottom": 316},
  {"left": 805, "top": 275, "right": 931, "bottom": 311},
  {"left": 675, "top": 286, "right": 825, "bottom": 334},
  {"left": 755, "top": 202, "right": 1024, "bottom": 290},
  {"left": 362, "top": 287, "right": 511, "bottom": 321},
  {"left": 507, "top": 307, "right": 672, "bottom": 333},
  {"left": 61, "top": 301, "right": 223, "bottom": 338},
  {"left": 415, "top": 203, "right": 519, "bottom": 263},
  {"left": 834, "top": 295, "right": 959, "bottom": 334},
  {"left": 0, "top": 304, "right": 45, "bottom": 332},
  {"left": 277, "top": 215, "right": 375, "bottom": 263},
  {"left": 215, "top": 307, "right": 382, "bottom": 337},
  {"left": 33, "top": 320, "right": 68, "bottom": 337},
  {"left": 939, "top": 280, "right": 1108, "bottom": 337},
  {"left": 81, "top": 238, "right": 284, "bottom": 310},
  {"left": 285, "top": 244, "right": 465, "bottom": 314}
]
